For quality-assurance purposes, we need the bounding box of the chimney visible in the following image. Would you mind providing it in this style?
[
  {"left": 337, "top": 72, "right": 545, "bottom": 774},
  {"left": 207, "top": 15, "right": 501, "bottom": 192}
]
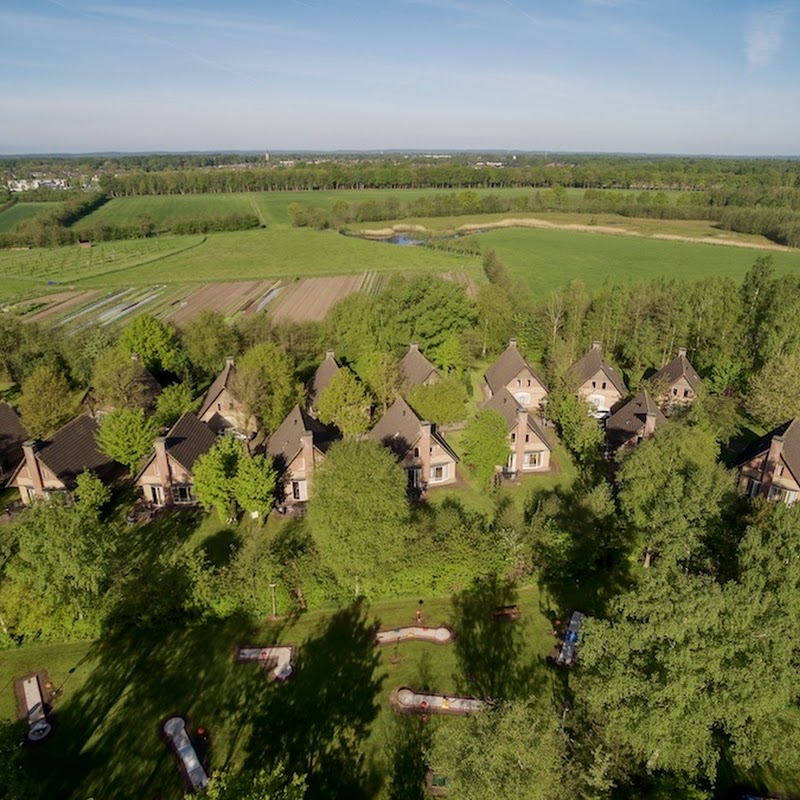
[
  {"left": 225, "top": 355, "right": 235, "bottom": 368},
  {"left": 762, "top": 435, "right": 785, "bottom": 498},
  {"left": 301, "top": 430, "right": 315, "bottom": 495},
  {"left": 154, "top": 437, "right": 173, "bottom": 504},
  {"left": 409, "top": 342, "right": 419, "bottom": 352},
  {"left": 509, "top": 338, "right": 517, "bottom": 349},
  {"left": 677, "top": 347, "right": 687, "bottom": 358},
  {"left": 21, "top": 440, "right": 45, "bottom": 504},
  {"left": 591, "top": 341, "right": 602, "bottom": 351},
  {"left": 419, "top": 421, "right": 432, "bottom": 486},
  {"left": 515, "top": 409, "right": 527, "bottom": 475},
  {"left": 644, "top": 412, "right": 657, "bottom": 438},
  {"left": 325, "top": 349, "right": 335, "bottom": 360}
]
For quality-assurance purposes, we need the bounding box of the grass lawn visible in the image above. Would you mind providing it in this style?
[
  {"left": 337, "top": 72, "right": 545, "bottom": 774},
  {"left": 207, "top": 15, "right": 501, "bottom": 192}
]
[
  {"left": 0, "top": 580, "right": 562, "bottom": 800},
  {"left": 0, "top": 202, "right": 61, "bottom": 234}
]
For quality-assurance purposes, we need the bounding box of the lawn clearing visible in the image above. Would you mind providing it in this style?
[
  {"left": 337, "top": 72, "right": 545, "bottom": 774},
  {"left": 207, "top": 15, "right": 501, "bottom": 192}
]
[{"left": 0, "top": 202, "right": 60, "bottom": 234}]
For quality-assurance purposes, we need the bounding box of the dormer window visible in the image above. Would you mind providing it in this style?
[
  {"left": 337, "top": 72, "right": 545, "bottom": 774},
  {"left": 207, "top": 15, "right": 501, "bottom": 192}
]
[
  {"left": 516, "top": 379, "right": 521, "bottom": 387},
  {"left": 591, "top": 381, "right": 596, "bottom": 389},
  {"left": 601, "top": 381, "right": 607, "bottom": 390},
  {"left": 526, "top": 379, "right": 531, "bottom": 387},
  {"left": 413, "top": 447, "right": 420, "bottom": 458},
  {"left": 510, "top": 433, "right": 516, "bottom": 443}
]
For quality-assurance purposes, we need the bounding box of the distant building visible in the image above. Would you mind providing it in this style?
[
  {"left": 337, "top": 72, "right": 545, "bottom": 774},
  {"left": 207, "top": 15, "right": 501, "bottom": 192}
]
[
  {"left": 197, "top": 357, "right": 254, "bottom": 435},
  {"left": 399, "top": 343, "right": 439, "bottom": 389},
  {"left": 605, "top": 391, "right": 666, "bottom": 453},
  {"left": 650, "top": 347, "right": 703, "bottom": 409},
  {"left": 734, "top": 418, "right": 800, "bottom": 505}
]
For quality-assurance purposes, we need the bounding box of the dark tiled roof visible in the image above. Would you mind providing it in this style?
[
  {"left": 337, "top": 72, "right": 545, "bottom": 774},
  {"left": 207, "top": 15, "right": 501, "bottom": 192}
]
[
  {"left": 483, "top": 388, "right": 552, "bottom": 449},
  {"left": 266, "top": 405, "right": 336, "bottom": 467},
  {"left": 733, "top": 418, "right": 800, "bottom": 482},
  {"left": 399, "top": 345, "right": 439, "bottom": 387},
  {"left": 165, "top": 413, "right": 218, "bottom": 472},
  {"left": 0, "top": 402, "right": 28, "bottom": 472},
  {"left": 651, "top": 351, "right": 703, "bottom": 393},
  {"left": 307, "top": 351, "right": 340, "bottom": 407},
  {"left": 198, "top": 359, "right": 236, "bottom": 419},
  {"left": 484, "top": 341, "right": 548, "bottom": 396},
  {"left": 37, "top": 414, "right": 119, "bottom": 484},
  {"left": 568, "top": 345, "right": 626, "bottom": 395},
  {"left": 605, "top": 391, "right": 667, "bottom": 451},
  {"left": 369, "top": 397, "right": 459, "bottom": 462}
]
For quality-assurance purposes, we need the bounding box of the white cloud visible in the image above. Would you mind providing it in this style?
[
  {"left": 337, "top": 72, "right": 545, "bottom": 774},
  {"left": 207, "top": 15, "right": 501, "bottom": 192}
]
[{"left": 744, "top": 6, "right": 791, "bottom": 68}]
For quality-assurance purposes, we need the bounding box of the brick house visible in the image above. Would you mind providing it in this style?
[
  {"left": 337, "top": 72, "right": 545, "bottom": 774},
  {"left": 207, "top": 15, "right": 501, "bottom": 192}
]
[
  {"left": 369, "top": 397, "right": 459, "bottom": 491},
  {"left": 733, "top": 418, "right": 800, "bottom": 505},
  {"left": 568, "top": 342, "right": 626, "bottom": 418},
  {"left": 265, "top": 405, "right": 338, "bottom": 506},
  {"left": 650, "top": 347, "right": 703, "bottom": 408},
  {"left": 8, "top": 415, "right": 121, "bottom": 505},
  {"left": 484, "top": 339, "right": 548, "bottom": 415},
  {"left": 135, "top": 413, "right": 217, "bottom": 506},
  {"left": 198, "top": 356, "right": 254, "bottom": 435},
  {"left": 399, "top": 343, "right": 439, "bottom": 388},
  {"left": 0, "top": 401, "right": 28, "bottom": 481},
  {"left": 483, "top": 388, "right": 552, "bottom": 476},
  {"left": 604, "top": 390, "right": 666, "bottom": 453}
]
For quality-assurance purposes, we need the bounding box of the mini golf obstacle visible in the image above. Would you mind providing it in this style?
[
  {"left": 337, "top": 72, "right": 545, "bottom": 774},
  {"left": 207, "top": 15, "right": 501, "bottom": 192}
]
[
  {"left": 390, "top": 686, "right": 485, "bottom": 716},
  {"left": 375, "top": 625, "right": 454, "bottom": 646},
  {"left": 162, "top": 716, "right": 209, "bottom": 793},
  {"left": 556, "top": 611, "right": 586, "bottom": 668},
  {"left": 234, "top": 645, "right": 295, "bottom": 681},
  {"left": 17, "top": 674, "right": 52, "bottom": 742}
]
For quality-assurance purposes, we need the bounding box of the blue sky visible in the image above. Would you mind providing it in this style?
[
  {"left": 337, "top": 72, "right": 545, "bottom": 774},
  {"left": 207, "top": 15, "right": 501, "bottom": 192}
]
[{"left": 1, "top": 0, "right": 798, "bottom": 154}]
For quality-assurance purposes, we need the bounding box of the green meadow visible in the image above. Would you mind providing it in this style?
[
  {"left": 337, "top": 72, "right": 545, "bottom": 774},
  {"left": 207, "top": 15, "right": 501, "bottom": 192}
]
[{"left": 0, "top": 202, "right": 60, "bottom": 233}]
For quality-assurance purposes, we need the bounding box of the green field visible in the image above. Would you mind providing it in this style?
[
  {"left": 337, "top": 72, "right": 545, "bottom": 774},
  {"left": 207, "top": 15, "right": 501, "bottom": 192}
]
[{"left": 0, "top": 201, "right": 61, "bottom": 233}]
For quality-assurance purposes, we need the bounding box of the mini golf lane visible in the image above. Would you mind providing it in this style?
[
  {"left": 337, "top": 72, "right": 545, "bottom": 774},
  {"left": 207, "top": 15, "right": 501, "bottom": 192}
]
[
  {"left": 391, "top": 686, "right": 485, "bottom": 716},
  {"left": 375, "top": 625, "right": 454, "bottom": 646},
  {"left": 162, "top": 716, "right": 209, "bottom": 793},
  {"left": 235, "top": 646, "right": 295, "bottom": 680}
]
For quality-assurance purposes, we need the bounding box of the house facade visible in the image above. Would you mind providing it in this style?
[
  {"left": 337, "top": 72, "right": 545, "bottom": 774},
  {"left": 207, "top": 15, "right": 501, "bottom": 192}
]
[
  {"left": 135, "top": 413, "right": 217, "bottom": 506},
  {"left": 604, "top": 391, "right": 666, "bottom": 453},
  {"left": 484, "top": 339, "right": 548, "bottom": 415},
  {"left": 198, "top": 356, "right": 254, "bottom": 435},
  {"left": 266, "top": 405, "right": 337, "bottom": 507},
  {"left": 369, "top": 397, "right": 459, "bottom": 491},
  {"left": 568, "top": 342, "right": 625, "bottom": 418},
  {"left": 484, "top": 388, "right": 552, "bottom": 476},
  {"left": 8, "top": 415, "right": 120, "bottom": 505},
  {"left": 650, "top": 347, "right": 703, "bottom": 408},
  {"left": 734, "top": 419, "right": 800, "bottom": 505}
]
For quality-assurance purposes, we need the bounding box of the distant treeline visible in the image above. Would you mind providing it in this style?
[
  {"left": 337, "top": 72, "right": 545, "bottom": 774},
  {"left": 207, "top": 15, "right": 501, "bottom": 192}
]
[
  {"left": 291, "top": 188, "right": 800, "bottom": 248},
  {"left": 0, "top": 194, "right": 260, "bottom": 248}
]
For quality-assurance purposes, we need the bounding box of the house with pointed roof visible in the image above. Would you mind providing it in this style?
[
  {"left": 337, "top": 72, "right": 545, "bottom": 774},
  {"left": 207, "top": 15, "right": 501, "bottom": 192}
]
[
  {"left": 198, "top": 356, "right": 254, "bottom": 435},
  {"left": 650, "top": 347, "right": 703, "bottom": 408},
  {"left": 483, "top": 388, "right": 552, "bottom": 476},
  {"left": 8, "top": 415, "right": 122, "bottom": 505},
  {"left": 369, "top": 397, "right": 459, "bottom": 491},
  {"left": 0, "top": 402, "right": 28, "bottom": 480},
  {"left": 605, "top": 391, "right": 666, "bottom": 453},
  {"left": 484, "top": 339, "right": 548, "bottom": 415},
  {"left": 733, "top": 418, "right": 800, "bottom": 505},
  {"left": 266, "top": 405, "right": 338, "bottom": 506},
  {"left": 135, "top": 412, "right": 217, "bottom": 506},
  {"left": 307, "top": 349, "right": 341, "bottom": 413},
  {"left": 399, "top": 343, "right": 439, "bottom": 388},
  {"left": 568, "top": 342, "right": 625, "bottom": 418}
]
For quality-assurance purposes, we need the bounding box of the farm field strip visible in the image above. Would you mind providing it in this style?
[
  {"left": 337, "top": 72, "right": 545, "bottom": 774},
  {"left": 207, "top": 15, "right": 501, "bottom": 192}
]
[
  {"left": 167, "top": 280, "right": 274, "bottom": 326},
  {"left": 268, "top": 274, "right": 366, "bottom": 322},
  {"left": 22, "top": 290, "right": 100, "bottom": 323}
]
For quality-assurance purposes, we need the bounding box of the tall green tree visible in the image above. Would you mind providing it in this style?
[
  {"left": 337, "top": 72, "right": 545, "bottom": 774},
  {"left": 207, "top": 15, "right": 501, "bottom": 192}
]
[
  {"left": 96, "top": 409, "right": 159, "bottom": 475},
  {"left": 461, "top": 409, "right": 509, "bottom": 487},
  {"left": 429, "top": 700, "right": 572, "bottom": 800},
  {"left": 746, "top": 351, "right": 800, "bottom": 427},
  {"left": 407, "top": 374, "right": 468, "bottom": 425},
  {"left": 356, "top": 349, "right": 400, "bottom": 413},
  {"left": 117, "top": 313, "right": 185, "bottom": 375},
  {"left": 546, "top": 388, "right": 604, "bottom": 467},
  {"left": 181, "top": 310, "right": 239, "bottom": 377},
  {"left": 18, "top": 364, "right": 76, "bottom": 439},
  {"left": 193, "top": 436, "right": 243, "bottom": 522},
  {"left": 233, "top": 343, "right": 304, "bottom": 434},
  {"left": 153, "top": 381, "right": 195, "bottom": 428},
  {"left": 307, "top": 439, "right": 409, "bottom": 594},
  {"left": 315, "top": 367, "right": 371, "bottom": 437},
  {"left": 91, "top": 348, "right": 159, "bottom": 411},
  {"left": 232, "top": 454, "right": 278, "bottom": 522}
]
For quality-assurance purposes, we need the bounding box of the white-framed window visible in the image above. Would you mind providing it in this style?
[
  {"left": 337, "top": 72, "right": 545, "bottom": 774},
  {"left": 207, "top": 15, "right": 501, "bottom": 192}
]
[
  {"left": 516, "top": 379, "right": 521, "bottom": 387},
  {"left": 292, "top": 480, "right": 308, "bottom": 501},
  {"left": 785, "top": 490, "right": 798, "bottom": 506},
  {"left": 430, "top": 464, "right": 449, "bottom": 483},
  {"left": 524, "top": 451, "right": 542, "bottom": 469},
  {"left": 515, "top": 392, "right": 531, "bottom": 406},
  {"left": 171, "top": 485, "right": 195, "bottom": 504},
  {"left": 747, "top": 478, "right": 762, "bottom": 497}
]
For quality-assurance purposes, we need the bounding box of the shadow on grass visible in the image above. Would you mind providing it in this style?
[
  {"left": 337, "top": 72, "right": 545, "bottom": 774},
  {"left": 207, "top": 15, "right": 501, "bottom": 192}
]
[
  {"left": 245, "top": 601, "right": 386, "bottom": 800},
  {"left": 450, "top": 574, "right": 540, "bottom": 702},
  {"left": 384, "top": 714, "right": 433, "bottom": 800},
  {"left": 26, "top": 613, "right": 270, "bottom": 800}
]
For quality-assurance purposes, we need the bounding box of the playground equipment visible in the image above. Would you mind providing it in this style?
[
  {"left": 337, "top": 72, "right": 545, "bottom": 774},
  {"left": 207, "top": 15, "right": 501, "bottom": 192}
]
[
  {"left": 162, "top": 715, "right": 209, "bottom": 793},
  {"left": 234, "top": 645, "right": 295, "bottom": 680}
]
